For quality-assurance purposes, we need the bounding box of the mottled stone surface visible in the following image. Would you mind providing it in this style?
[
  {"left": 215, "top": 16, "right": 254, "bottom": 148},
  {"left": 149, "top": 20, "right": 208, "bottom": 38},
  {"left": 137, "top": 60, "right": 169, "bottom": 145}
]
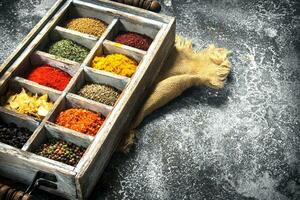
[{"left": 0, "top": 0, "right": 299, "bottom": 200}]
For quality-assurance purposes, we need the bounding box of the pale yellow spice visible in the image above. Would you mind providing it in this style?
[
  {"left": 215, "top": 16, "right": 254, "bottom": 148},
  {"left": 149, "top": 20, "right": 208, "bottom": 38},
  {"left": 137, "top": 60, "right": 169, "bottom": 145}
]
[
  {"left": 4, "top": 89, "right": 54, "bottom": 119},
  {"left": 91, "top": 54, "right": 138, "bottom": 77}
]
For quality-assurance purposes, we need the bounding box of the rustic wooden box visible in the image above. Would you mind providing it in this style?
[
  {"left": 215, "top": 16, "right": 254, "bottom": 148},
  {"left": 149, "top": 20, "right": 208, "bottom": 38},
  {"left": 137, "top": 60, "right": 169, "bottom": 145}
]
[{"left": 0, "top": 0, "right": 175, "bottom": 199}]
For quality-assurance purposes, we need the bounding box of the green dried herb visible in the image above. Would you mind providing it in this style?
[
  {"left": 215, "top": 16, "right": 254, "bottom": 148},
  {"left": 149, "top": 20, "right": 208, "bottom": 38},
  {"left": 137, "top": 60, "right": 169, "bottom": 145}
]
[
  {"left": 78, "top": 83, "right": 121, "bottom": 106},
  {"left": 48, "top": 39, "right": 89, "bottom": 63}
]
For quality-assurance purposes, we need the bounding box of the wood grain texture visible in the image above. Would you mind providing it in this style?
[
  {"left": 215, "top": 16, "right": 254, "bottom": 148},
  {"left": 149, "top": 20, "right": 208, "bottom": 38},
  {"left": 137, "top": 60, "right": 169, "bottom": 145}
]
[
  {"left": 82, "top": 18, "right": 119, "bottom": 67},
  {"left": 75, "top": 16, "right": 176, "bottom": 200},
  {"left": 85, "top": 67, "right": 130, "bottom": 89},
  {"left": 0, "top": 0, "right": 67, "bottom": 76},
  {"left": 75, "top": 0, "right": 167, "bottom": 26},
  {"left": 31, "top": 51, "right": 81, "bottom": 76},
  {"left": 50, "top": 26, "right": 98, "bottom": 49},
  {"left": 103, "top": 40, "right": 145, "bottom": 62},
  {"left": 66, "top": 93, "right": 113, "bottom": 117},
  {"left": 0, "top": 0, "right": 72, "bottom": 85},
  {"left": 45, "top": 122, "right": 93, "bottom": 148},
  {"left": 68, "top": 67, "right": 128, "bottom": 94},
  {"left": 94, "top": 0, "right": 173, "bottom": 23},
  {"left": 0, "top": 143, "right": 76, "bottom": 199}
]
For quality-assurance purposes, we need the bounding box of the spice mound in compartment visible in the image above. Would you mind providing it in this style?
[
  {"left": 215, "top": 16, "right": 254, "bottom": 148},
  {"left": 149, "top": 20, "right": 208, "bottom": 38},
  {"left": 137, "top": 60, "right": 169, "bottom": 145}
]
[
  {"left": 2, "top": 89, "right": 54, "bottom": 120},
  {"left": 27, "top": 65, "right": 72, "bottom": 91},
  {"left": 48, "top": 39, "right": 89, "bottom": 63},
  {"left": 35, "top": 139, "right": 85, "bottom": 166},
  {"left": 78, "top": 84, "right": 121, "bottom": 106},
  {"left": 114, "top": 31, "right": 153, "bottom": 51},
  {"left": 65, "top": 17, "right": 108, "bottom": 37},
  {"left": 0, "top": 121, "right": 33, "bottom": 149},
  {"left": 91, "top": 54, "right": 138, "bottom": 77},
  {"left": 56, "top": 108, "right": 104, "bottom": 136}
]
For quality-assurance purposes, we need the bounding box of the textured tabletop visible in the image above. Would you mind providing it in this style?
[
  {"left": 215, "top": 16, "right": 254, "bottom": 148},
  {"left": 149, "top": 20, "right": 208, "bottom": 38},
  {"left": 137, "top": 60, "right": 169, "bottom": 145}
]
[{"left": 0, "top": 0, "right": 299, "bottom": 200}]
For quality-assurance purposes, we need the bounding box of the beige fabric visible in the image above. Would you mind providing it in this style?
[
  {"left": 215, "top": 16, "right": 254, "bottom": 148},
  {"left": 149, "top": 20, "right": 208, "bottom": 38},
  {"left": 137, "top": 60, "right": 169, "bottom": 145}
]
[{"left": 119, "top": 36, "right": 231, "bottom": 153}]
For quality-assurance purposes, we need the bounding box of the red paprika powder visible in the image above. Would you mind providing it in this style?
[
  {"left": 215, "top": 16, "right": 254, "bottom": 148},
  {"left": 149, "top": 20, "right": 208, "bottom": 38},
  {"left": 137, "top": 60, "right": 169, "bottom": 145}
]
[
  {"left": 114, "top": 31, "right": 153, "bottom": 51},
  {"left": 27, "top": 65, "right": 72, "bottom": 91}
]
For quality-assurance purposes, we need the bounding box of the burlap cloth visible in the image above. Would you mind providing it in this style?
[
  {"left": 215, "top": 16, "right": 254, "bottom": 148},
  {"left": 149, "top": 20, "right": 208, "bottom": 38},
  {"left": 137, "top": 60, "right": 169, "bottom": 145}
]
[{"left": 118, "top": 35, "right": 231, "bottom": 153}]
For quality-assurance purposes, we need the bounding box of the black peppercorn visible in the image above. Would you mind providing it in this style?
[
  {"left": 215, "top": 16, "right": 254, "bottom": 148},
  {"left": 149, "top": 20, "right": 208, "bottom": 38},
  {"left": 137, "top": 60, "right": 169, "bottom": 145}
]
[{"left": 0, "top": 121, "right": 33, "bottom": 149}]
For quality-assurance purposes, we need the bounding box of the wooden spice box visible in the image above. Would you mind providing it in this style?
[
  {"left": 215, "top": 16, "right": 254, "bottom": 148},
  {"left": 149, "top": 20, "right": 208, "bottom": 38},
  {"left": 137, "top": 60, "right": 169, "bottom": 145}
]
[{"left": 0, "top": 0, "right": 175, "bottom": 199}]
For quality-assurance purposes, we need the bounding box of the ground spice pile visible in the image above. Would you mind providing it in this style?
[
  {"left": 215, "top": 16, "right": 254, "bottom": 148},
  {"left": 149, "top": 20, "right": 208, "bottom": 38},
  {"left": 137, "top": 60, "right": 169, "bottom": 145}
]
[
  {"left": 0, "top": 122, "right": 32, "bottom": 149},
  {"left": 35, "top": 139, "right": 85, "bottom": 166},
  {"left": 78, "top": 83, "right": 121, "bottom": 106},
  {"left": 114, "top": 31, "right": 153, "bottom": 51},
  {"left": 56, "top": 108, "right": 104, "bottom": 136},
  {"left": 27, "top": 65, "right": 72, "bottom": 91},
  {"left": 65, "top": 17, "right": 108, "bottom": 37},
  {"left": 48, "top": 39, "right": 89, "bottom": 63},
  {"left": 3, "top": 89, "right": 54, "bottom": 119},
  {"left": 91, "top": 54, "right": 138, "bottom": 77}
]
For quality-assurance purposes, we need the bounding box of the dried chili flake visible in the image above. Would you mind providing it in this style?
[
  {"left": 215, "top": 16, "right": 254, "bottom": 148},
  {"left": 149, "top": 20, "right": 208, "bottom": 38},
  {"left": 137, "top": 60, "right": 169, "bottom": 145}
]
[{"left": 56, "top": 108, "right": 104, "bottom": 136}]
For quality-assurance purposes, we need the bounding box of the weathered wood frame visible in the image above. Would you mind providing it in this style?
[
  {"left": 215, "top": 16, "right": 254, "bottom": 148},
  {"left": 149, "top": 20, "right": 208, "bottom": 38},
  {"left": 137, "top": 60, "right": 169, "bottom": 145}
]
[{"left": 0, "top": 0, "right": 175, "bottom": 199}]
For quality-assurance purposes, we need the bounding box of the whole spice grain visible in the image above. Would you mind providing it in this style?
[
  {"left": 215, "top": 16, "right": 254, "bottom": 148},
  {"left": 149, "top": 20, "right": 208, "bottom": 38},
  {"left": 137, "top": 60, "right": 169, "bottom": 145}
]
[
  {"left": 48, "top": 39, "right": 89, "bottom": 63},
  {"left": 36, "top": 139, "right": 85, "bottom": 166},
  {"left": 78, "top": 83, "right": 121, "bottom": 106},
  {"left": 27, "top": 65, "right": 72, "bottom": 91},
  {"left": 0, "top": 121, "right": 32, "bottom": 149},
  {"left": 91, "top": 54, "right": 138, "bottom": 77},
  {"left": 56, "top": 108, "right": 104, "bottom": 136},
  {"left": 3, "top": 89, "right": 54, "bottom": 119},
  {"left": 66, "top": 17, "right": 108, "bottom": 37},
  {"left": 114, "top": 31, "right": 153, "bottom": 51}
]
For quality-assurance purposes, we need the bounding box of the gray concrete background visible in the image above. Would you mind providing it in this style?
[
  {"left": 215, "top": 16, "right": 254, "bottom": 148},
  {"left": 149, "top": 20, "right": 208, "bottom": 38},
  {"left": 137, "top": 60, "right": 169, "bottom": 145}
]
[{"left": 0, "top": 0, "right": 299, "bottom": 199}]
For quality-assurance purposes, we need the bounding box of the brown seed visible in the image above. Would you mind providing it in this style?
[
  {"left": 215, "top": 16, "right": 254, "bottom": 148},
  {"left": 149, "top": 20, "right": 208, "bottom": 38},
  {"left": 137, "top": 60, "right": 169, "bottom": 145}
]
[{"left": 66, "top": 18, "right": 107, "bottom": 37}]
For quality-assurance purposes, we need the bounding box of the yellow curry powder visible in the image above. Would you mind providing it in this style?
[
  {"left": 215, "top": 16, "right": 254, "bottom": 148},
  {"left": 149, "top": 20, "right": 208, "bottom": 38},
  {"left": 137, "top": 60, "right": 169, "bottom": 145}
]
[{"left": 91, "top": 54, "right": 138, "bottom": 77}]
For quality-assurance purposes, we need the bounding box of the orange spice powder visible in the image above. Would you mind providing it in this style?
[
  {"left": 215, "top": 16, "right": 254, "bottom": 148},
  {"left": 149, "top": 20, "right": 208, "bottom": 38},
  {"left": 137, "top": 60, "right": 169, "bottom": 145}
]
[{"left": 56, "top": 108, "right": 104, "bottom": 136}]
